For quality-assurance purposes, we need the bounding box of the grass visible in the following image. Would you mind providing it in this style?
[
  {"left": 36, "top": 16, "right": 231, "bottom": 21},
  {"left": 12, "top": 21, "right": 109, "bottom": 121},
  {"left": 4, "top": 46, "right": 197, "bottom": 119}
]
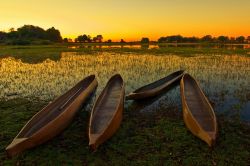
[
  {"left": 1, "top": 51, "right": 249, "bottom": 102},
  {"left": 0, "top": 45, "right": 249, "bottom": 165},
  {"left": 0, "top": 98, "right": 249, "bottom": 165},
  {"left": 0, "top": 44, "right": 249, "bottom": 63}
]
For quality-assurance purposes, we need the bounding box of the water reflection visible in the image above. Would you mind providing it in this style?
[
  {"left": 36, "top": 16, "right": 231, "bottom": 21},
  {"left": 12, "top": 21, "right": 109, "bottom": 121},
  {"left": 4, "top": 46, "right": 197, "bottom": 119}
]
[
  {"left": 0, "top": 53, "right": 249, "bottom": 121},
  {"left": 68, "top": 44, "right": 250, "bottom": 50}
]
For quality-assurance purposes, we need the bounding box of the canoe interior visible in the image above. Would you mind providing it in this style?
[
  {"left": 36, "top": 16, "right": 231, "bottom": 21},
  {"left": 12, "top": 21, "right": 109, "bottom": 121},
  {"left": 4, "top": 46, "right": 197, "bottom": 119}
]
[
  {"left": 90, "top": 75, "right": 123, "bottom": 134},
  {"left": 184, "top": 74, "right": 215, "bottom": 132},
  {"left": 17, "top": 75, "right": 96, "bottom": 138},
  {"left": 134, "top": 70, "right": 184, "bottom": 93}
]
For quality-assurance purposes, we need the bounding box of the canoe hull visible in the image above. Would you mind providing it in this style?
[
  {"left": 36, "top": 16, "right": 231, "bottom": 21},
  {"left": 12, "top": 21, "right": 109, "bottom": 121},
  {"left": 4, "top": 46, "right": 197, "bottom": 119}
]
[
  {"left": 181, "top": 101, "right": 216, "bottom": 146},
  {"left": 90, "top": 94, "right": 124, "bottom": 149},
  {"left": 180, "top": 74, "right": 217, "bottom": 147},
  {"left": 126, "top": 70, "right": 184, "bottom": 100},
  {"left": 6, "top": 76, "right": 98, "bottom": 157},
  {"left": 89, "top": 74, "right": 125, "bottom": 150}
]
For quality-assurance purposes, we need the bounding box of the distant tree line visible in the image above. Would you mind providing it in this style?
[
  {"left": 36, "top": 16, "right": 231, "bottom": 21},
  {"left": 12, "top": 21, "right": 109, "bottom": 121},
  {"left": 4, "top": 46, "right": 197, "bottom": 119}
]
[
  {"left": 1, "top": 25, "right": 249, "bottom": 45},
  {"left": 157, "top": 35, "right": 250, "bottom": 44},
  {"left": 72, "top": 35, "right": 127, "bottom": 43},
  {"left": 74, "top": 34, "right": 104, "bottom": 43},
  {"left": 0, "top": 25, "right": 62, "bottom": 45}
]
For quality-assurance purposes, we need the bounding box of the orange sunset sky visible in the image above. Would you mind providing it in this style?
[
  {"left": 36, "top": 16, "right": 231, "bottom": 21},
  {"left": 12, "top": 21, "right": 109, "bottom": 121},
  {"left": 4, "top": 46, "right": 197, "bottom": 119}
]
[{"left": 0, "top": 0, "right": 249, "bottom": 41}]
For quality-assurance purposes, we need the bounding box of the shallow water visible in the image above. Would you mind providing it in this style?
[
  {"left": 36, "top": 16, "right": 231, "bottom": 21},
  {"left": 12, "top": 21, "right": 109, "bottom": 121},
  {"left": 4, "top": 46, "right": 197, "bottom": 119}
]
[
  {"left": 0, "top": 52, "right": 249, "bottom": 121},
  {"left": 68, "top": 44, "right": 250, "bottom": 49}
]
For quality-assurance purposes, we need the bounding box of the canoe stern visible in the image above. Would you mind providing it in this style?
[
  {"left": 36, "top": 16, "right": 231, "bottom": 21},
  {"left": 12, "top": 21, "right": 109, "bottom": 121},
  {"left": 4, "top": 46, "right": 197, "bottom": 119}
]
[
  {"left": 6, "top": 138, "right": 29, "bottom": 157},
  {"left": 89, "top": 96, "right": 124, "bottom": 150},
  {"left": 180, "top": 74, "right": 217, "bottom": 147}
]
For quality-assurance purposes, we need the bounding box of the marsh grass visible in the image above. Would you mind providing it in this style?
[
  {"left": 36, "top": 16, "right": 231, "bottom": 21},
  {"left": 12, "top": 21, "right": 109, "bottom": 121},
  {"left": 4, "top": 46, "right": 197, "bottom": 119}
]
[
  {"left": 0, "top": 45, "right": 249, "bottom": 165},
  {"left": 0, "top": 98, "right": 249, "bottom": 165},
  {"left": 0, "top": 52, "right": 249, "bottom": 102},
  {"left": 0, "top": 44, "right": 249, "bottom": 63}
]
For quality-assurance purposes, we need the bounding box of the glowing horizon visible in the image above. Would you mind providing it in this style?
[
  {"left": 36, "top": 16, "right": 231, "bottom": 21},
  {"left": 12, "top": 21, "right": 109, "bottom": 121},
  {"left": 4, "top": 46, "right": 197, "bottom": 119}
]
[{"left": 0, "top": 0, "right": 250, "bottom": 41}]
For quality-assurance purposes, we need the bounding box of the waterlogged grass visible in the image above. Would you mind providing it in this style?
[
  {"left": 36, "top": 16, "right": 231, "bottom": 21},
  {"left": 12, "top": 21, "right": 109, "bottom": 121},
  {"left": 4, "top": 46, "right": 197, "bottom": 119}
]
[
  {"left": 0, "top": 46, "right": 249, "bottom": 165},
  {"left": 0, "top": 44, "right": 249, "bottom": 63},
  {"left": 0, "top": 98, "right": 249, "bottom": 165},
  {"left": 0, "top": 52, "right": 249, "bottom": 123},
  {"left": 0, "top": 53, "right": 249, "bottom": 102}
]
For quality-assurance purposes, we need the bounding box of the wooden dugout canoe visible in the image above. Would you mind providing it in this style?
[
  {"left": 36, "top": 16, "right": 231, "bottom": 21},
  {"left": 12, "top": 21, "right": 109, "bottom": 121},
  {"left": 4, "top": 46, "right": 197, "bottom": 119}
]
[
  {"left": 180, "top": 74, "right": 217, "bottom": 147},
  {"left": 89, "top": 74, "right": 125, "bottom": 150},
  {"left": 6, "top": 75, "right": 98, "bottom": 157},
  {"left": 126, "top": 70, "right": 184, "bottom": 100}
]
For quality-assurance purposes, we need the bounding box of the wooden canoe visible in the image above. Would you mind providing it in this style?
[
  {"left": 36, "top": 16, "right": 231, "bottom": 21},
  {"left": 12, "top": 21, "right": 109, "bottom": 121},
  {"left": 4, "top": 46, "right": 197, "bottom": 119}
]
[
  {"left": 126, "top": 70, "right": 184, "bottom": 100},
  {"left": 89, "top": 74, "right": 125, "bottom": 150},
  {"left": 6, "top": 75, "right": 98, "bottom": 157},
  {"left": 180, "top": 74, "right": 217, "bottom": 147}
]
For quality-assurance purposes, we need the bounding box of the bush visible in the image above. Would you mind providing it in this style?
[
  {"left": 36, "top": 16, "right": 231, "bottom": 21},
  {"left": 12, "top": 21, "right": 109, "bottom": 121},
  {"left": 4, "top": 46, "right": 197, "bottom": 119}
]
[
  {"left": 6, "top": 39, "right": 31, "bottom": 45},
  {"left": 31, "top": 40, "right": 52, "bottom": 45}
]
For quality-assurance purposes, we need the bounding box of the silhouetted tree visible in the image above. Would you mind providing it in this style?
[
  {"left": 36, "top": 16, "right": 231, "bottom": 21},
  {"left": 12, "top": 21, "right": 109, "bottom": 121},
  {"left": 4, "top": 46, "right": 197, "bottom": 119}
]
[
  {"left": 183, "top": 36, "right": 199, "bottom": 43},
  {"left": 63, "top": 38, "right": 68, "bottom": 43},
  {"left": 87, "top": 35, "right": 92, "bottom": 42},
  {"left": 107, "top": 39, "right": 112, "bottom": 43},
  {"left": 82, "top": 34, "right": 88, "bottom": 42},
  {"left": 168, "top": 35, "right": 183, "bottom": 43},
  {"left": 68, "top": 38, "right": 73, "bottom": 42},
  {"left": 158, "top": 35, "right": 198, "bottom": 43},
  {"left": 217, "top": 36, "right": 229, "bottom": 43},
  {"left": 4, "top": 25, "right": 62, "bottom": 43},
  {"left": 96, "top": 35, "right": 103, "bottom": 42},
  {"left": 159, "top": 35, "right": 199, "bottom": 43},
  {"left": 77, "top": 35, "right": 84, "bottom": 42},
  {"left": 0, "top": 31, "right": 7, "bottom": 42},
  {"left": 0, "top": 25, "right": 64, "bottom": 44},
  {"left": 158, "top": 37, "right": 167, "bottom": 43},
  {"left": 76, "top": 34, "right": 89, "bottom": 42},
  {"left": 7, "top": 30, "right": 18, "bottom": 39},
  {"left": 120, "top": 39, "right": 126, "bottom": 43},
  {"left": 17, "top": 25, "right": 46, "bottom": 39},
  {"left": 92, "top": 37, "right": 97, "bottom": 42},
  {"left": 201, "top": 35, "right": 213, "bottom": 42},
  {"left": 157, "top": 35, "right": 248, "bottom": 44},
  {"left": 46, "top": 27, "right": 62, "bottom": 42},
  {"left": 9, "top": 28, "right": 15, "bottom": 32},
  {"left": 141, "top": 37, "right": 149, "bottom": 43},
  {"left": 235, "top": 36, "right": 245, "bottom": 43},
  {"left": 247, "top": 36, "right": 250, "bottom": 43}
]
